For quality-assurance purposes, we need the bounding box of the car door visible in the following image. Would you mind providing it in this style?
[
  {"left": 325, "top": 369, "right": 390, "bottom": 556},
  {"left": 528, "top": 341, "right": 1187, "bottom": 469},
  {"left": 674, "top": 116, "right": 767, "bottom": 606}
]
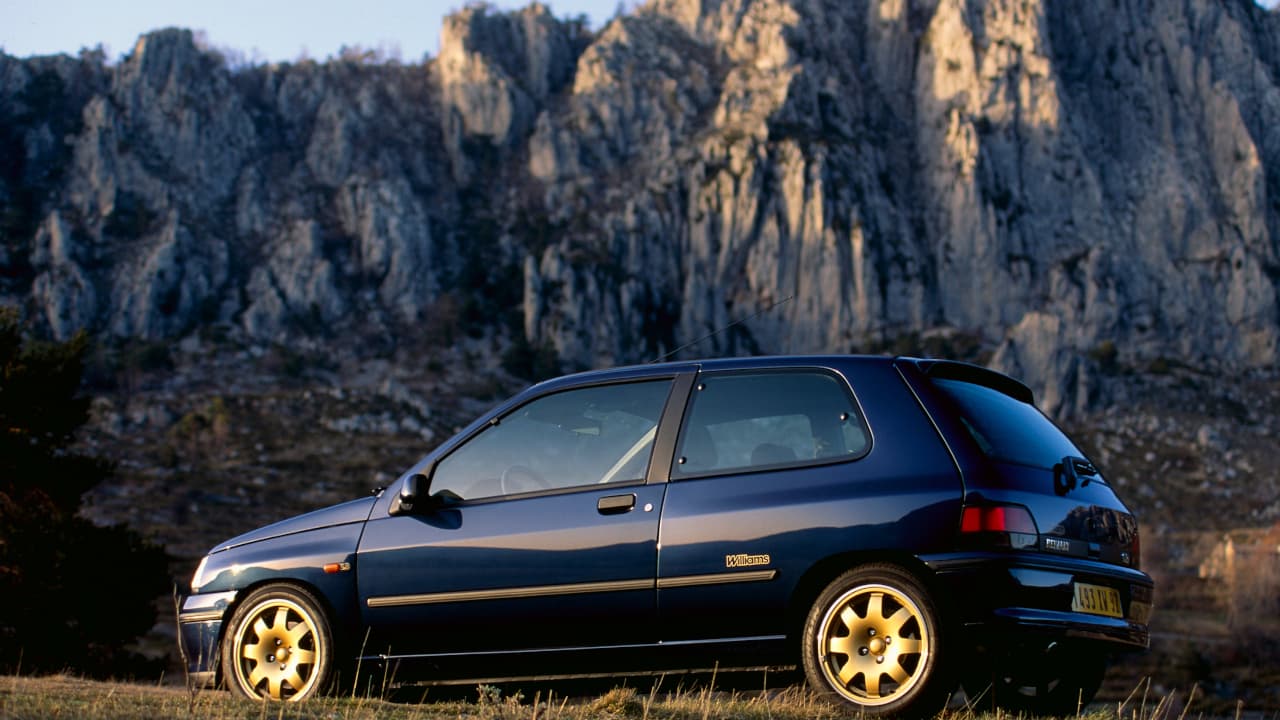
[
  {"left": 356, "top": 376, "right": 688, "bottom": 660},
  {"left": 655, "top": 363, "right": 961, "bottom": 644}
]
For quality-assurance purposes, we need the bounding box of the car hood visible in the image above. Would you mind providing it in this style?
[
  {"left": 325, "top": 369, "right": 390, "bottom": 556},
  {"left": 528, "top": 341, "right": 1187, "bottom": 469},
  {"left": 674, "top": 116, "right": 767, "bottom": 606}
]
[{"left": 210, "top": 496, "right": 377, "bottom": 553}]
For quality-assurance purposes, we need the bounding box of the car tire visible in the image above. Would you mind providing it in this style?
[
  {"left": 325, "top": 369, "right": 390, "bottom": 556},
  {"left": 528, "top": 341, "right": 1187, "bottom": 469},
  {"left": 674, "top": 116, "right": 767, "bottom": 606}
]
[
  {"left": 802, "top": 565, "right": 954, "bottom": 717},
  {"left": 962, "top": 644, "right": 1106, "bottom": 717},
  {"left": 222, "top": 584, "right": 334, "bottom": 701}
]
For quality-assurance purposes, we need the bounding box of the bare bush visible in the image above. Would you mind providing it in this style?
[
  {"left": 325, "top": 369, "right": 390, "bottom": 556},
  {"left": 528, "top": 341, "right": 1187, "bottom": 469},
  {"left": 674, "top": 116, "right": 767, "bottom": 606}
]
[{"left": 1225, "top": 526, "right": 1280, "bottom": 662}]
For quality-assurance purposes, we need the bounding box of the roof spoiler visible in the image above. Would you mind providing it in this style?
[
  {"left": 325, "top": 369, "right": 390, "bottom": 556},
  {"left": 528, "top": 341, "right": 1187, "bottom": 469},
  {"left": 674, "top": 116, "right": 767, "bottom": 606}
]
[{"left": 903, "top": 358, "right": 1035, "bottom": 404}]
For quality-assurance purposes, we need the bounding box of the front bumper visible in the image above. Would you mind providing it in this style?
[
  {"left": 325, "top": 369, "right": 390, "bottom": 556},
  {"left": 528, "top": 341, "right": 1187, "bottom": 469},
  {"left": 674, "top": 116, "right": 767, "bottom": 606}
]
[
  {"left": 925, "top": 551, "right": 1153, "bottom": 652},
  {"left": 177, "top": 590, "right": 237, "bottom": 683}
]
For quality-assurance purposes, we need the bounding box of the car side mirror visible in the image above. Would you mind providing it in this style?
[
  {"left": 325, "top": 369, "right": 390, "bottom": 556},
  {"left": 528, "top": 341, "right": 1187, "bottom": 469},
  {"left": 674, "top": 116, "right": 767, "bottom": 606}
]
[{"left": 389, "top": 472, "right": 429, "bottom": 515}]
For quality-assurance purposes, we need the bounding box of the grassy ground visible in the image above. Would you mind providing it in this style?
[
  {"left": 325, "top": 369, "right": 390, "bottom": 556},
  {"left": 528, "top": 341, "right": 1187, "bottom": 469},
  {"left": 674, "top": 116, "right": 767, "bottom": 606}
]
[
  {"left": 0, "top": 674, "right": 835, "bottom": 720},
  {"left": 0, "top": 673, "right": 1210, "bottom": 720}
]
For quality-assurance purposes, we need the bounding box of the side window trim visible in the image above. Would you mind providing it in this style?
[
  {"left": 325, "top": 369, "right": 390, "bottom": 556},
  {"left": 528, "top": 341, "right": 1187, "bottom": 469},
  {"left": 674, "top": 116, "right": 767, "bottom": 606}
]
[
  {"left": 437, "top": 476, "right": 648, "bottom": 508},
  {"left": 668, "top": 367, "right": 872, "bottom": 481},
  {"left": 645, "top": 371, "right": 698, "bottom": 485}
]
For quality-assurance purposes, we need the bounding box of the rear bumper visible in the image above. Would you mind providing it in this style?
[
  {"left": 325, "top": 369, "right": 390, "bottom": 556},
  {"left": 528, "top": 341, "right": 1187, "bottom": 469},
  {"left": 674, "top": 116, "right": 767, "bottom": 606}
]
[
  {"left": 177, "top": 590, "right": 237, "bottom": 678},
  {"left": 923, "top": 551, "right": 1153, "bottom": 652}
]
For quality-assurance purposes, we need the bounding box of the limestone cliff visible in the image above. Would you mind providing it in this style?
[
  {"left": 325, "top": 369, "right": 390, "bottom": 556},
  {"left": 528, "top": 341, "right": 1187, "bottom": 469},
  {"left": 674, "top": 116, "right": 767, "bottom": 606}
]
[{"left": 2, "top": 0, "right": 1278, "bottom": 417}]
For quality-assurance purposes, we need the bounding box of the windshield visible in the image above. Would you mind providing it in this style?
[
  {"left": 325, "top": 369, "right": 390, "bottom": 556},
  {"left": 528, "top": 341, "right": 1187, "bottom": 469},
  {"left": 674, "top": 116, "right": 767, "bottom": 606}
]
[{"left": 932, "top": 378, "right": 1083, "bottom": 469}]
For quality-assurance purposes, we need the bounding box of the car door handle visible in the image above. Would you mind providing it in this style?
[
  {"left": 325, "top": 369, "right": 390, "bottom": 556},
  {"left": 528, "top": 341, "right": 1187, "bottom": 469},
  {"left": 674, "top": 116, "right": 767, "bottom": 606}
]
[{"left": 597, "top": 494, "right": 636, "bottom": 515}]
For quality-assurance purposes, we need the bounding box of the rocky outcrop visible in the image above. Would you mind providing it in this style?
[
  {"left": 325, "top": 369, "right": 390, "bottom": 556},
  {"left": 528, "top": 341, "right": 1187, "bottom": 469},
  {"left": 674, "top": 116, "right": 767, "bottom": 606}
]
[
  {"left": 4, "top": 28, "right": 458, "bottom": 346},
  {"left": 440, "top": 3, "right": 582, "bottom": 181},
  {"left": 2, "top": 2, "right": 1279, "bottom": 417},
  {"left": 518, "top": 0, "right": 1280, "bottom": 416}
]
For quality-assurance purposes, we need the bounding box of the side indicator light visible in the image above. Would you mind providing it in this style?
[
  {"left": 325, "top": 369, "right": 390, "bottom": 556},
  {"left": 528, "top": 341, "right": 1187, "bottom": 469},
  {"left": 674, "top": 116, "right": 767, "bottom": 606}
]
[{"left": 323, "top": 562, "right": 352, "bottom": 574}]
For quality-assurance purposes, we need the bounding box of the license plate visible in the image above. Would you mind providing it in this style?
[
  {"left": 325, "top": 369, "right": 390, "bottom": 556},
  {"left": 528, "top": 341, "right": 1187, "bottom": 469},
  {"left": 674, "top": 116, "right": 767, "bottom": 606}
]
[{"left": 1072, "top": 582, "right": 1123, "bottom": 618}]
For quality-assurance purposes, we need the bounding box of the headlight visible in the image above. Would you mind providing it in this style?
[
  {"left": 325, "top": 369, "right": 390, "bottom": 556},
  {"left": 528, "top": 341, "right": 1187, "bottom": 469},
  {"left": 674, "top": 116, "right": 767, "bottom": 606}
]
[{"left": 190, "top": 555, "right": 209, "bottom": 593}]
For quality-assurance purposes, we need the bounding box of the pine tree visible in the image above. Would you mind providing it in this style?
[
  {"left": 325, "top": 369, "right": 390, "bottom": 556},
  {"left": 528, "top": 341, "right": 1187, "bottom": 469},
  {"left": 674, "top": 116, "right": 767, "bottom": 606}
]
[{"left": 0, "top": 306, "right": 170, "bottom": 677}]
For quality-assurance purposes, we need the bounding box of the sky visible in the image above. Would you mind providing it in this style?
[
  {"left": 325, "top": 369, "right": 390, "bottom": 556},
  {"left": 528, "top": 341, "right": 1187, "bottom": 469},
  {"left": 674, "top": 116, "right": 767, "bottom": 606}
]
[
  {"left": 0, "top": 0, "right": 629, "bottom": 64},
  {"left": 1, "top": 0, "right": 1276, "bottom": 65}
]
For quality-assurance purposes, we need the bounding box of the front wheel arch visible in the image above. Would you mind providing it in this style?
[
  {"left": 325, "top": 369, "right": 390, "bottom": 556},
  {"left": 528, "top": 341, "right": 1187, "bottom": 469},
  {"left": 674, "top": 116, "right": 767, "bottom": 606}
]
[
  {"left": 220, "top": 583, "right": 338, "bottom": 701},
  {"left": 215, "top": 578, "right": 352, "bottom": 684}
]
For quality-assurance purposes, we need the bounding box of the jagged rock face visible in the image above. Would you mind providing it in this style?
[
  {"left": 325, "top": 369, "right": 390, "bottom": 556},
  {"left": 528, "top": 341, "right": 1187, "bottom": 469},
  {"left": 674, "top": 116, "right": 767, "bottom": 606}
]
[
  {"left": 519, "top": 0, "right": 1280, "bottom": 416},
  {"left": 2, "top": 2, "right": 1279, "bottom": 417},
  {"left": 440, "top": 3, "right": 578, "bottom": 181},
  {"left": 4, "top": 28, "right": 457, "bottom": 345}
]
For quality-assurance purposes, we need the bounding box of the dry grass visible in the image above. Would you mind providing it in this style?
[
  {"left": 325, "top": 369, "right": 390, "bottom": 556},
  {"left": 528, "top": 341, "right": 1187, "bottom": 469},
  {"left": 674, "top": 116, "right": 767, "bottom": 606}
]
[
  {"left": 0, "top": 673, "right": 1235, "bottom": 720},
  {"left": 2, "top": 675, "right": 827, "bottom": 720}
]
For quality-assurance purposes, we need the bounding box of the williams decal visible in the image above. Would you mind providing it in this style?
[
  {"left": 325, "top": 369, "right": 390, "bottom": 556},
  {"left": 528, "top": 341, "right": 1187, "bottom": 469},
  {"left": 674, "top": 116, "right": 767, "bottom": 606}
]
[{"left": 725, "top": 553, "right": 771, "bottom": 568}]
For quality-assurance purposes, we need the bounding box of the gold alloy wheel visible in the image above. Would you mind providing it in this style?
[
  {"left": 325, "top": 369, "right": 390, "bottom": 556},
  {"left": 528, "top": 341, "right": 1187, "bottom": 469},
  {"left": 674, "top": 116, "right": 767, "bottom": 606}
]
[
  {"left": 816, "top": 582, "right": 931, "bottom": 706},
  {"left": 230, "top": 597, "right": 323, "bottom": 700}
]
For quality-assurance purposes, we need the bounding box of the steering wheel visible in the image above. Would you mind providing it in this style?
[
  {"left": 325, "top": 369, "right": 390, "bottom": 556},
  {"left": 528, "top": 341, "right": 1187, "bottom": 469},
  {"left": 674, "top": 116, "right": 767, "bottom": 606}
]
[{"left": 500, "top": 464, "right": 552, "bottom": 495}]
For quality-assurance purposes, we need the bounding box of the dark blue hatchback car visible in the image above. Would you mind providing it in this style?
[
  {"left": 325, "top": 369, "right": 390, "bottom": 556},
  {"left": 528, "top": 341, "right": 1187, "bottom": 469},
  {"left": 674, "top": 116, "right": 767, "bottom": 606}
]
[{"left": 179, "top": 356, "right": 1152, "bottom": 716}]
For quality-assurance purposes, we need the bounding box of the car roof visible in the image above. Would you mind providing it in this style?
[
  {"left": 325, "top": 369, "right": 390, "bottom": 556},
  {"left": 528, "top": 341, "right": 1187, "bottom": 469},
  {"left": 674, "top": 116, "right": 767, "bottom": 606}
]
[
  {"left": 526, "top": 354, "right": 899, "bottom": 394},
  {"left": 525, "top": 354, "right": 1033, "bottom": 404}
]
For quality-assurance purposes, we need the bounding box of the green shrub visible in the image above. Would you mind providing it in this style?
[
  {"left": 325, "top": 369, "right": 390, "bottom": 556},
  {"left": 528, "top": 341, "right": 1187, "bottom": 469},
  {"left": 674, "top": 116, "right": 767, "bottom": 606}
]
[{"left": 0, "top": 306, "right": 170, "bottom": 677}]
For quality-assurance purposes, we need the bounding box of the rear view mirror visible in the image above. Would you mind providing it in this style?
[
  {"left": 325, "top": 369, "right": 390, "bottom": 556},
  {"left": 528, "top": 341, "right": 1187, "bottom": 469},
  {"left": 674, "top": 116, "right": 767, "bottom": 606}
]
[{"left": 389, "top": 473, "right": 428, "bottom": 515}]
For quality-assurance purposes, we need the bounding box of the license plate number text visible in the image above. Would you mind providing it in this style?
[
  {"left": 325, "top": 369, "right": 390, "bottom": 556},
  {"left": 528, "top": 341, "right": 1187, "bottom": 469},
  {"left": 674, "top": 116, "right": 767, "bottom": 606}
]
[{"left": 1072, "top": 582, "right": 1123, "bottom": 618}]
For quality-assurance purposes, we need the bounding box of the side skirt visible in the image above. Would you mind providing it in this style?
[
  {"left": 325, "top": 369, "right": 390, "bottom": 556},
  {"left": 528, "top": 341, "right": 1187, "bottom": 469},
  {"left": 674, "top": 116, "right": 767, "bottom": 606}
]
[{"left": 357, "top": 635, "right": 791, "bottom": 685}]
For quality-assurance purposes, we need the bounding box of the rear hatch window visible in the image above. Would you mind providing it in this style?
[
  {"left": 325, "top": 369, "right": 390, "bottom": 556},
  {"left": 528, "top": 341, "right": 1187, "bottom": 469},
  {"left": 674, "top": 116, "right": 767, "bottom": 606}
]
[
  {"left": 932, "top": 378, "right": 1082, "bottom": 470},
  {"left": 929, "top": 373, "right": 1140, "bottom": 569}
]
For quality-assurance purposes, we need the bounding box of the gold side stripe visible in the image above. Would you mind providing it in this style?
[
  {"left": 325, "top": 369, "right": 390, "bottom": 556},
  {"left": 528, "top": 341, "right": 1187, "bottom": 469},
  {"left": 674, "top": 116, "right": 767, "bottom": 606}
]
[
  {"left": 366, "top": 568, "right": 778, "bottom": 608},
  {"left": 657, "top": 569, "right": 778, "bottom": 589},
  {"left": 367, "top": 579, "right": 654, "bottom": 608}
]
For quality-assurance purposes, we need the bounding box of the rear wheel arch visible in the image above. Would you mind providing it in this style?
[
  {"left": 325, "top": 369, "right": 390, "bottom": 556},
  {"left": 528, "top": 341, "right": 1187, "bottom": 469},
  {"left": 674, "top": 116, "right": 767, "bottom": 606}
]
[
  {"left": 799, "top": 561, "right": 958, "bottom": 715},
  {"left": 786, "top": 552, "right": 943, "bottom": 652}
]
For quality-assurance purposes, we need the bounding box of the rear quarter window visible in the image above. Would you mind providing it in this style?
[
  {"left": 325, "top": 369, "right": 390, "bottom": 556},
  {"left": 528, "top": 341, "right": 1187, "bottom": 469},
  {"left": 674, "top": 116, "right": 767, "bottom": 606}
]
[
  {"left": 932, "top": 377, "right": 1082, "bottom": 469},
  {"left": 673, "top": 369, "right": 870, "bottom": 477}
]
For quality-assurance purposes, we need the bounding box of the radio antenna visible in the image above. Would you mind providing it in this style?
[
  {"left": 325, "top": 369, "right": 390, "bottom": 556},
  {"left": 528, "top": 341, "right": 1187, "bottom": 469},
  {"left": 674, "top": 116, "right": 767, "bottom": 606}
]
[{"left": 650, "top": 294, "right": 795, "bottom": 363}]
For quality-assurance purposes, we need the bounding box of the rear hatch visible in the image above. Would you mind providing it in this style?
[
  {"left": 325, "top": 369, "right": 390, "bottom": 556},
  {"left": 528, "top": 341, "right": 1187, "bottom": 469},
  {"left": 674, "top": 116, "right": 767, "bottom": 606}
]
[{"left": 916, "top": 361, "right": 1141, "bottom": 572}]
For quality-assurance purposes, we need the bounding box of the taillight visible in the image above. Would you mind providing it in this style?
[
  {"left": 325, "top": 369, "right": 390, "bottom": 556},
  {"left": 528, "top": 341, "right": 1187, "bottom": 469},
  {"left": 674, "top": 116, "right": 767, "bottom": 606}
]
[{"left": 959, "top": 503, "right": 1039, "bottom": 549}]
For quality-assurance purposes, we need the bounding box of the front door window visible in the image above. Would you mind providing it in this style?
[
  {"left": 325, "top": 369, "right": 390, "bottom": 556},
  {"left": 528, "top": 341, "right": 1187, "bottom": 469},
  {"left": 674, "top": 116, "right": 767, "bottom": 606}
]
[{"left": 430, "top": 379, "right": 673, "bottom": 500}]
